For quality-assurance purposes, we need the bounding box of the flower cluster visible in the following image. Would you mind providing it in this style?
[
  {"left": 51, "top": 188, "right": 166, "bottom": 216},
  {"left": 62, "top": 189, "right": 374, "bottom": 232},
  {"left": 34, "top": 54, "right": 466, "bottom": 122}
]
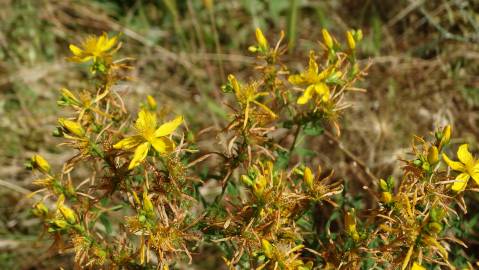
[{"left": 27, "top": 30, "right": 477, "bottom": 270}]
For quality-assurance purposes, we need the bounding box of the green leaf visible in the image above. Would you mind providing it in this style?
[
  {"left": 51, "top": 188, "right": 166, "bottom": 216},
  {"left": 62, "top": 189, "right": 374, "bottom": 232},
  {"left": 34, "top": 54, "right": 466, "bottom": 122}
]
[
  {"left": 303, "top": 120, "right": 324, "bottom": 136},
  {"left": 99, "top": 213, "right": 112, "bottom": 235}
]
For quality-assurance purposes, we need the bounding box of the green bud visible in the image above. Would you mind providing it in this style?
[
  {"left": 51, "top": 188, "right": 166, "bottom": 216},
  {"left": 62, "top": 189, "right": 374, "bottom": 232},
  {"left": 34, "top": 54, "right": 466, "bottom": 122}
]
[{"left": 379, "top": 179, "right": 389, "bottom": 191}]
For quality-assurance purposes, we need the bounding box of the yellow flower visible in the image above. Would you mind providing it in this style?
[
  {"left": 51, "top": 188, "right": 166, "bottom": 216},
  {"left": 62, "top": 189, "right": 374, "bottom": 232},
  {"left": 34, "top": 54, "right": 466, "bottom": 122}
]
[
  {"left": 114, "top": 109, "right": 183, "bottom": 170},
  {"left": 288, "top": 51, "right": 332, "bottom": 105},
  {"left": 442, "top": 144, "right": 479, "bottom": 192},
  {"left": 228, "top": 74, "right": 276, "bottom": 128},
  {"left": 411, "top": 262, "right": 426, "bottom": 270},
  {"left": 68, "top": 33, "right": 119, "bottom": 63}
]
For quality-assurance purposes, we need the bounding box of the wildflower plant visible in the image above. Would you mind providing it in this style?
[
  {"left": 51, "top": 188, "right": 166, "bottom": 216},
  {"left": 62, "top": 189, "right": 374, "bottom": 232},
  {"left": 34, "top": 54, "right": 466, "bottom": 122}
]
[{"left": 27, "top": 28, "right": 478, "bottom": 270}]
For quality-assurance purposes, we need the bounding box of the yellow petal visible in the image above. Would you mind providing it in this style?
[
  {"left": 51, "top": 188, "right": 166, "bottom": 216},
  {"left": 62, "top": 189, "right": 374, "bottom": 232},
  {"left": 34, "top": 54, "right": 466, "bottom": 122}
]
[
  {"left": 308, "top": 50, "right": 319, "bottom": 74},
  {"left": 457, "top": 144, "right": 474, "bottom": 167},
  {"left": 128, "top": 142, "right": 150, "bottom": 170},
  {"left": 288, "top": 74, "right": 305, "bottom": 85},
  {"left": 154, "top": 116, "right": 183, "bottom": 137},
  {"left": 135, "top": 109, "right": 157, "bottom": 135},
  {"left": 97, "top": 33, "right": 106, "bottom": 51},
  {"left": 411, "top": 262, "right": 425, "bottom": 270},
  {"left": 314, "top": 83, "right": 330, "bottom": 102},
  {"left": 104, "top": 35, "right": 118, "bottom": 51},
  {"left": 69, "top": 44, "right": 83, "bottom": 56},
  {"left": 442, "top": 153, "right": 465, "bottom": 172},
  {"left": 69, "top": 55, "right": 92, "bottom": 63},
  {"left": 470, "top": 163, "right": 479, "bottom": 184},
  {"left": 113, "top": 135, "right": 143, "bottom": 150},
  {"left": 151, "top": 137, "right": 175, "bottom": 154},
  {"left": 451, "top": 172, "right": 470, "bottom": 192},
  {"left": 297, "top": 85, "right": 315, "bottom": 105}
]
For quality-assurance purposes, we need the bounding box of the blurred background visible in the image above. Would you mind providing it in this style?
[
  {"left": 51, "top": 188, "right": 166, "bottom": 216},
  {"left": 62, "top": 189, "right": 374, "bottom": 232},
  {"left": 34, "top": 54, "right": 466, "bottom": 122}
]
[{"left": 0, "top": 0, "right": 478, "bottom": 268}]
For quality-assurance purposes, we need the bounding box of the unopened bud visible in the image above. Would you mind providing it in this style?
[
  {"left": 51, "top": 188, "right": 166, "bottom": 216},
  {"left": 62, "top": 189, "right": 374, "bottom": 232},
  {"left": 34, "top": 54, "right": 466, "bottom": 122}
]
[
  {"left": 439, "top": 125, "right": 452, "bottom": 150},
  {"left": 143, "top": 192, "right": 154, "bottom": 214},
  {"left": 33, "top": 202, "right": 49, "bottom": 217},
  {"left": 58, "top": 118, "right": 85, "bottom": 137},
  {"left": 52, "top": 219, "right": 69, "bottom": 229},
  {"left": 241, "top": 175, "right": 253, "bottom": 186},
  {"left": 261, "top": 239, "right": 274, "bottom": 258},
  {"left": 379, "top": 179, "right": 388, "bottom": 191},
  {"left": 346, "top": 30, "right": 355, "bottom": 50},
  {"left": 255, "top": 28, "right": 269, "bottom": 51},
  {"left": 429, "top": 222, "right": 442, "bottom": 234},
  {"left": 59, "top": 204, "right": 77, "bottom": 224},
  {"left": 32, "top": 154, "right": 51, "bottom": 174},
  {"left": 303, "top": 167, "right": 314, "bottom": 188},
  {"left": 322, "top": 29, "right": 334, "bottom": 49},
  {"left": 146, "top": 95, "right": 157, "bottom": 110},
  {"left": 427, "top": 146, "right": 439, "bottom": 165},
  {"left": 253, "top": 175, "right": 267, "bottom": 197}
]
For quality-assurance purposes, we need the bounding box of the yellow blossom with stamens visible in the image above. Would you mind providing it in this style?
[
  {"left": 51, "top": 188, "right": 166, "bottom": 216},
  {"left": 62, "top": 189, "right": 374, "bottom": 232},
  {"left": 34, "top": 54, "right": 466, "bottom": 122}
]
[
  {"left": 68, "top": 33, "right": 120, "bottom": 63},
  {"left": 228, "top": 74, "right": 276, "bottom": 128},
  {"left": 288, "top": 51, "right": 332, "bottom": 105},
  {"left": 114, "top": 109, "right": 183, "bottom": 170},
  {"left": 442, "top": 144, "right": 479, "bottom": 192}
]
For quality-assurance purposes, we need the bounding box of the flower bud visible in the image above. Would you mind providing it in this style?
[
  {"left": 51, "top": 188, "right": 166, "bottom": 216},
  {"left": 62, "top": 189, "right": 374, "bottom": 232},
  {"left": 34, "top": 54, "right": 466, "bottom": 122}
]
[
  {"left": 261, "top": 239, "right": 274, "bottom": 259},
  {"left": 345, "top": 208, "right": 359, "bottom": 241},
  {"left": 428, "top": 222, "right": 442, "bottom": 234},
  {"left": 379, "top": 179, "right": 388, "bottom": 191},
  {"left": 59, "top": 204, "right": 77, "bottom": 224},
  {"left": 322, "top": 29, "right": 334, "bottom": 49},
  {"left": 58, "top": 118, "right": 85, "bottom": 137},
  {"left": 427, "top": 145, "right": 439, "bottom": 165},
  {"left": 241, "top": 175, "right": 253, "bottom": 186},
  {"left": 51, "top": 219, "right": 69, "bottom": 229},
  {"left": 439, "top": 125, "right": 451, "bottom": 150},
  {"left": 255, "top": 28, "right": 269, "bottom": 51},
  {"left": 346, "top": 30, "right": 355, "bottom": 50},
  {"left": 356, "top": 29, "right": 363, "bottom": 41},
  {"left": 146, "top": 95, "right": 157, "bottom": 110},
  {"left": 32, "top": 202, "right": 49, "bottom": 217},
  {"left": 32, "top": 154, "right": 51, "bottom": 174},
  {"left": 143, "top": 192, "right": 154, "bottom": 214},
  {"left": 253, "top": 175, "right": 267, "bottom": 197},
  {"left": 303, "top": 167, "right": 314, "bottom": 188},
  {"left": 59, "top": 88, "right": 80, "bottom": 106}
]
